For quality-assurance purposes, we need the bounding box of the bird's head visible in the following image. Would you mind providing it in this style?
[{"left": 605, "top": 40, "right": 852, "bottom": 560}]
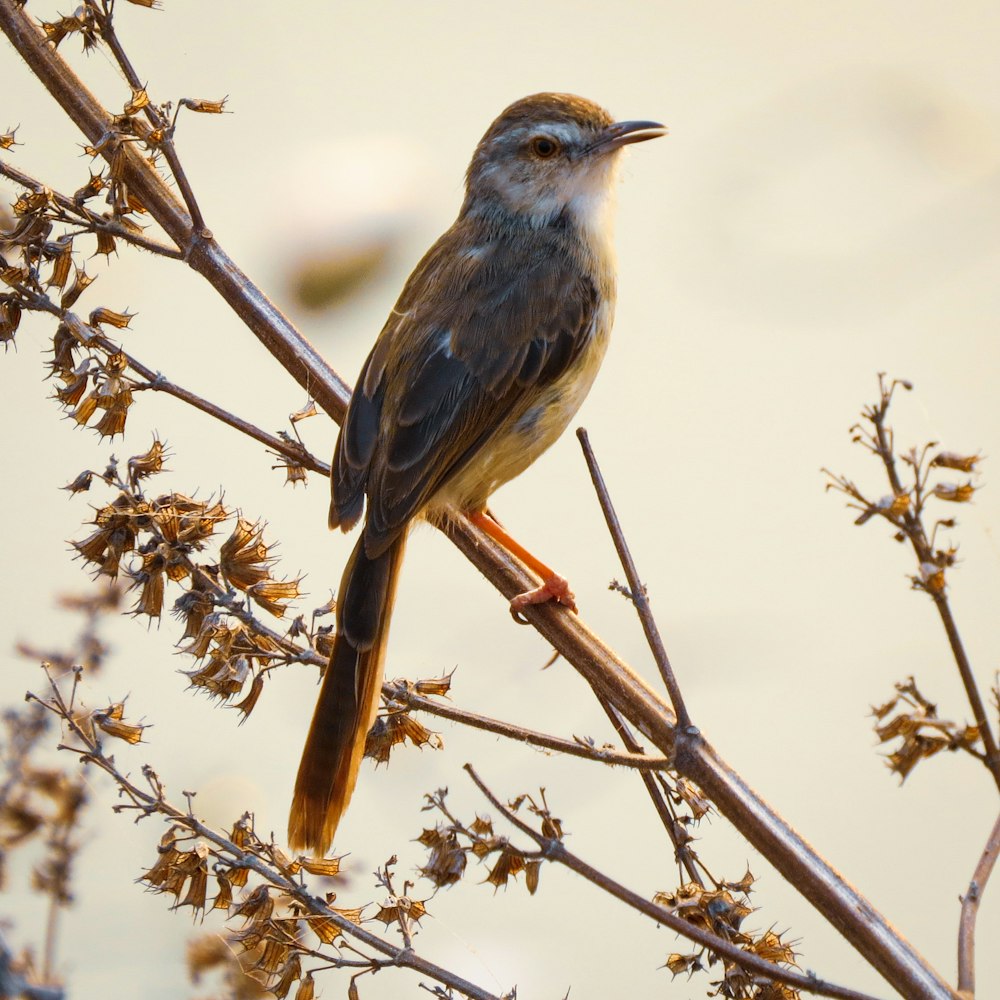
[{"left": 463, "top": 92, "right": 665, "bottom": 229}]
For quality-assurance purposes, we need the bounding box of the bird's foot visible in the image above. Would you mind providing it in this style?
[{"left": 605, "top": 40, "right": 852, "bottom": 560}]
[{"left": 510, "top": 573, "right": 577, "bottom": 622}]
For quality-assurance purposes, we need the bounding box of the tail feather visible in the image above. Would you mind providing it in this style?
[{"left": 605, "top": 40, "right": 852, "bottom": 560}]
[{"left": 288, "top": 533, "right": 406, "bottom": 854}]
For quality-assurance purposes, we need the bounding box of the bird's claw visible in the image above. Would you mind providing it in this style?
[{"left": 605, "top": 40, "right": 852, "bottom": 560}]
[{"left": 509, "top": 574, "right": 578, "bottom": 623}]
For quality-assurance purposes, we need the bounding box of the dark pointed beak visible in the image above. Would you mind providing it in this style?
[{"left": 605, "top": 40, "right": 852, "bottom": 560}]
[{"left": 588, "top": 120, "right": 667, "bottom": 155}]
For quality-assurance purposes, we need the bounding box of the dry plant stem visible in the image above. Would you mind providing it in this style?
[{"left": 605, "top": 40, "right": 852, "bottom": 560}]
[
  {"left": 596, "top": 694, "right": 704, "bottom": 887},
  {"left": 465, "top": 765, "right": 880, "bottom": 1000},
  {"left": 576, "top": 427, "right": 692, "bottom": 730},
  {"left": 957, "top": 810, "right": 1000, "bottom": 995},
  {"left": 92, "top": 0, "right": 206, "bottom": 232},
  {"left": 383, "top": 680, "right": 670, "bottom": 771},
  {"left": 28, "top": 695, "right": 503, "bottom": 1000},
  {"left": 133, "top": 369, "right": 329, "bottom": 476},
  {"left": 870, "top": 401, "right": 1000, "bottom": 792},
  {"left": 0, "top": 158, "right": 185, "bottom": 259},
  {"left": 16, "top": 291, "right": 322, "bottom": 474},
  {"left": 931, "top": 592, "right": 1000, "bottom": 789},
  {"left": 0, "top": 9, "right": 956, "bottom": 997},
  {"left": 0, "top": 5, "right": 352, "bottom": 425}
]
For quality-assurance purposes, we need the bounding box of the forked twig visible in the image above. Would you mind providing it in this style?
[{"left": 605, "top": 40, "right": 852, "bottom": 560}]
[
  {"left": 577, "top": 427, "right": 691, "bottom": 731},
  {"left": 957, "top": 810, "right": 1000, "bottom": 995},
  {"left": 464, "top": 765, "right": 883, "bottom": 1000}
]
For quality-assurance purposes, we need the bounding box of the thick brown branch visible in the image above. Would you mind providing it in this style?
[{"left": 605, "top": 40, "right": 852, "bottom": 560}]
[{"left": 444, "top": 515, "right": 955, "bottom": 999}]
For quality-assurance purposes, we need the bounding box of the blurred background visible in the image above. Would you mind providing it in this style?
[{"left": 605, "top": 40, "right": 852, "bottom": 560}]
[{"left": 3, "top": 1, "right": 1000, "bottom": 997}]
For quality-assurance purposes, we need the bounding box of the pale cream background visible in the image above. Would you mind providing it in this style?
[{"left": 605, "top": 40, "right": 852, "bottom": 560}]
[{"left": 2, "top": 2, "right": 1000, "bottom": 998}]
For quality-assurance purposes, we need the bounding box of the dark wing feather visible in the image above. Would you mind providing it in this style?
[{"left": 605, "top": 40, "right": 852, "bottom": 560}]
[
  {"left": 332, "top": 218, "right": 598, "bottom": 556},
  {"left": 330, "top": 350, "right": 384, "bottom": 530}
]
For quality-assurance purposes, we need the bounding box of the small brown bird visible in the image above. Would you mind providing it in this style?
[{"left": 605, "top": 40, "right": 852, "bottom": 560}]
[{"left": 289, "top": 93, "right": 664, "bottom": 853}]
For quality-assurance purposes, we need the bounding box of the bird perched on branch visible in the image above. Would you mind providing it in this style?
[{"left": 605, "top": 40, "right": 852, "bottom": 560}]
[{"left": 289, "top": 92, "right": 664, "bottom": 854}]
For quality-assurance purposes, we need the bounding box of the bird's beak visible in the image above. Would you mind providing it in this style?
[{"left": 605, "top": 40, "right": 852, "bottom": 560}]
[{"left": 588, "top": 120, "right": 667, "bottom": 155}]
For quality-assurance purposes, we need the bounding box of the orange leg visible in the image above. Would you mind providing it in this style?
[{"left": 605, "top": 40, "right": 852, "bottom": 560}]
[{"left": 468, "top": 510, "right": 577, "bottom": 619}]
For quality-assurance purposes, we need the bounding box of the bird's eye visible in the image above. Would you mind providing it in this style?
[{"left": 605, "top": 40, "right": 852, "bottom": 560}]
[{"left": 530, "top": 136, "right": 559, "bottom": 158}]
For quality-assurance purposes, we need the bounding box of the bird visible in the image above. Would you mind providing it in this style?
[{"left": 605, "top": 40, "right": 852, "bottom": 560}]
[{"left": 288, "top": 92, "right": 664, "bottom": 854}]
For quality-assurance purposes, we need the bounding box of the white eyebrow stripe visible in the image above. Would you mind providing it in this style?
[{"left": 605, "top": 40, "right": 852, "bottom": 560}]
[{"left": 501, "top": 122, "right": 584, "bottom": 146}]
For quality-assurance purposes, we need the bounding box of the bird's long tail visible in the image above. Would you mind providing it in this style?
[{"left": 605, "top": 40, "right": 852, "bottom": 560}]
[{"left": 288, "top": 532, "right": 406, "bottom": 854}]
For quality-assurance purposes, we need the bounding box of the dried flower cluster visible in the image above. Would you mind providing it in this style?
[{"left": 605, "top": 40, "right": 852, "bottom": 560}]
[
  {"left": 872, "top": 677, "right": 981, "bottom": 780},
  {"left": 824, "top": 375, "right": 982, "bottom": 598},
  {"left": 659, "top": 876, "right": 799, "bottom": 999},
  {"left": 1, "top": 0, "right": 227, "bottom": 451},
  {"left": 67, "top": 442, "right": 316, "bottom": 721},
  {"left": 22, "top": 660, "right": 481, "bottom": 1000},
  {"left": 418, "top": 787, "right": 559, "bottom": 895}
]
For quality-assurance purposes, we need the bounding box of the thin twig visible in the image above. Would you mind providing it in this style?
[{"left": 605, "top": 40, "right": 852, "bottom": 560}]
[
  {"left": 576, "top": 428, "right": 692, "bottom": 730},
  {"left": 0, "top": 157, "right": 184, "bottom": 258},
  {"left": 957, "top": 810, "right": 1000, "bottom": 995},
  {"left": 383, "top": 680, "right": 670, "bottom": 771},
  {"left": 867, "top": 381, "right": 1000, "bottom": 792},
  {"left": 58, "top": 310, "right": 330, "bottom": 476},
  {"left": 464, "top": 765, "right": 884, "bottom": 1000},
  {"left": 593, "top": 694, "right": 704, "bottom": 886},
  {"left": 93, "top": 0, "right": 206, "bottom": 232}
]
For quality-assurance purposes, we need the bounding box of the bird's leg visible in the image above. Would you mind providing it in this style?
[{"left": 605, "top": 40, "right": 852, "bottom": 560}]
[{"left": 468, "top": 510, "right": 578, "bottom": 619}]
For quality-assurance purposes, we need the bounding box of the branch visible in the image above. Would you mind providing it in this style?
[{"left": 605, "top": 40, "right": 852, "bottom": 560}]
[
  {"left": 0, "top": 157, "right": 184, "bottom": 258},
  {"left": 866, "top": 378, "right": 1000, "bottom": 790},
  {"left": 383, "top": 679, "right": 671, "bottom": 771},
  {"left": 59, "top": 310, "right": 331, "bottom": 475},
  {"left": 594, "top": 694, "right": 706, "bottom": 887},
  {"left": 957, "top": 810, "right": 1000, "bottom": 995},
  {"left": 465, "top": 765, "right": 883, "bottom": 1000},
  {"left": 0, "top": 4, "right": 351, "bottom": 424},
  {"left": 577, "top": 427, "right": 691, "bottom": 730}
]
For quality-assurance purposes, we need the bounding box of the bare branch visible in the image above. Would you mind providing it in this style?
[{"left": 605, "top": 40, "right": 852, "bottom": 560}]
[
  {"left": 577, "top": 427, "right": 692, "bottom": 730},
  {"left": 384, "top": 679, "right": 670, "bottom": 770},
  {"left": 957, "top": 810, "right": 1000, "bottom": 995}
]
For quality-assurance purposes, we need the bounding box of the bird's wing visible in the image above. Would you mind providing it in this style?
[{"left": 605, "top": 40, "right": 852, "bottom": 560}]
[{"left": 331, "top": 221, "right": 598, "bottom": 555}]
